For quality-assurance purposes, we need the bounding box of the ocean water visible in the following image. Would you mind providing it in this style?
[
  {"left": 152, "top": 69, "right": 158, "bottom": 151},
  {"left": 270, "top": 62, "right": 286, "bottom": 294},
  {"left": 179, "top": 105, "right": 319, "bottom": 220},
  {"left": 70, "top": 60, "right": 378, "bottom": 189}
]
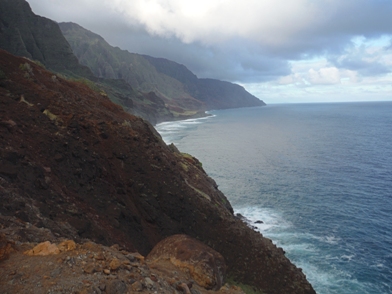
[{"left": 155, "top": 102, "right": 392, "bottom": 294}]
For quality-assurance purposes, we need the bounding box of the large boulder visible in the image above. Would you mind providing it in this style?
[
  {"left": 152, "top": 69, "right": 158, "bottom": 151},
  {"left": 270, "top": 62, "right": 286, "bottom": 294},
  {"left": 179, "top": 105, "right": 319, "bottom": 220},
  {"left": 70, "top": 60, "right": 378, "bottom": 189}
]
[{"left": 147, "top": 234, "right": 226, "bottom": 290}]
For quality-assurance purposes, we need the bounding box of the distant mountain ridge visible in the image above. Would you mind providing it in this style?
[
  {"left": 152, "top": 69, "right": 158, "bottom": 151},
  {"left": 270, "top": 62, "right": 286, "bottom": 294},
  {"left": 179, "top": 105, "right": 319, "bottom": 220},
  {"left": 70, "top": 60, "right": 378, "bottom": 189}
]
[
  {"left": 59, "top": 22, "right": 206, "bottom": 119},
  {"left": 142, "top": 55, "right": 264, "bottom": 110},
  {"left": 0, "top": 0, "right": 265, "bottom": 125},
  {"left": 59, "top": 22, "right": 265, "bottom": 113}
]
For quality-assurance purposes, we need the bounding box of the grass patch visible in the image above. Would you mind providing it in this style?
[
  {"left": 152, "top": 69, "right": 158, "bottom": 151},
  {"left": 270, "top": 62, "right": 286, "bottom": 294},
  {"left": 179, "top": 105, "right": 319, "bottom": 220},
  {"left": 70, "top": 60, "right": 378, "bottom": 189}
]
[
  {"left": 32, "top": 60, "right": 46, "bottom": 68},
  {"left": 181, "top": 153, "right": 203, "bottom": 168},
  {"left": 69, "top": 77, "right": 101, "bottom": 92}
]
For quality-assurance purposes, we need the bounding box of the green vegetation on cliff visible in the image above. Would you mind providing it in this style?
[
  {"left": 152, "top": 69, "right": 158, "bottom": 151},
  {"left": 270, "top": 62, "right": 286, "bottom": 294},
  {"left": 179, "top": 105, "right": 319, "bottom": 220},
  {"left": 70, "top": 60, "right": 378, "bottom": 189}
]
[
  {"left": 59, "top": 22, "right": 206, "bottom": 116},
  {"left": 59, "top": 22, "right": 265, "bottom": 114}
]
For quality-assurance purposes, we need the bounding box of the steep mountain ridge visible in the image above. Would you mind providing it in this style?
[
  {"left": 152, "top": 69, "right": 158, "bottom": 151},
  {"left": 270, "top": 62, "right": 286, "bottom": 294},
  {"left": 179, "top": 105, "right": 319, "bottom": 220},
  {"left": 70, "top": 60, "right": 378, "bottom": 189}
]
[
  {"left": 59, "top": 22, "right": 205, "bottom": 118},
  {"left": 0, "top": 0, "right": 179, "bottom": 124},
  {"left": 0, "top": 0, "right": 93, "bottom": 78},
  {"left": 143, "top": 55, "right": 266, "bottom": 109},
  {"left": 59, "top": 22, "right": 265, "bottom": 114},
  {"left": 0, "top": 49, "right": 314, "bottom": 293},
  {"left": 0, "top": 0, "right": 265, "bottom": 124}
]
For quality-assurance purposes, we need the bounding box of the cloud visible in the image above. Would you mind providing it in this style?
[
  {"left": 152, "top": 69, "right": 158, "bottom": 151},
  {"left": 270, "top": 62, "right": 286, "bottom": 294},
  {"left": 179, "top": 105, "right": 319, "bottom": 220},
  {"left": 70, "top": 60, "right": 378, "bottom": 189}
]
[
  {"left": 308, "top": 67, "right": 341, "bottom": 85},
  {"left": 329, "top": 37, "right": 392, "bottom": 76},
  {"left": 26, "top": 0, "right": 392, "bottom": 102},
  {"left": 104, "top": 0, "right": 392, "bottom": 54},
  {"left": 28, "top": 0, "right": 392, "bottom": 54}
]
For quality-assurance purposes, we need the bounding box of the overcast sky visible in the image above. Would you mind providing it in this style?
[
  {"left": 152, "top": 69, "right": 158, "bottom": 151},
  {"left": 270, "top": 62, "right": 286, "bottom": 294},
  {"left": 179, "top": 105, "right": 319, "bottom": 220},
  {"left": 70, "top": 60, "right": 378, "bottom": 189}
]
[{"left": 27, "top": 0, "right": 392, "bottom": 103}]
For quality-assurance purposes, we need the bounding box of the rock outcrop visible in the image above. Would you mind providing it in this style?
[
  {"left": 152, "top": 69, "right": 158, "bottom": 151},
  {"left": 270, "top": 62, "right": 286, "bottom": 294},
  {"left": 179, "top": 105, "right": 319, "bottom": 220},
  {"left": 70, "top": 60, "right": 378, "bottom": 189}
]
[
  {"left": 0, "top": 216, "right": 245, "bottom": 294},
  {"left": 147, "top": 234, "right": 226, "bottom": 290},
  {"left": 0, "top": 50, "right": 314, "bottom": 293}
]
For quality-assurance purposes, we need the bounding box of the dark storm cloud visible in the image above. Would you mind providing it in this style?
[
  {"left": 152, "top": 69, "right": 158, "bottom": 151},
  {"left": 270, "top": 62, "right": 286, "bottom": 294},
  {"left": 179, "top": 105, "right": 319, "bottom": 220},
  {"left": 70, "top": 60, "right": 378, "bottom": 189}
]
[{"left": 26, "top": 0, "right": 392, "bottom": 87}]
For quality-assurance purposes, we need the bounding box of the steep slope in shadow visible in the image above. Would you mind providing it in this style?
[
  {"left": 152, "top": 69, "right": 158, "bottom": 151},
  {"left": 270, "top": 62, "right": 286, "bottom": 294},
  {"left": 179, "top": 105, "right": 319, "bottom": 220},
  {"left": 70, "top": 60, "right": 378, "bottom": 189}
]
[
  {"left": 0, "top": 0, "right": 92, "bottom": 77},
  {"left": 0, "top": 49, "right": 314, "bottom": 294}
]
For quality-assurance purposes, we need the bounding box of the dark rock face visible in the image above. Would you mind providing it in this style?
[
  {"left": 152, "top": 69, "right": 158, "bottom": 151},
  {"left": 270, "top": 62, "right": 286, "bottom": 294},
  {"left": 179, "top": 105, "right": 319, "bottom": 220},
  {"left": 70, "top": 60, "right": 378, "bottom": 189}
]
[
  {"left": 0, "top": 0, "right": 93, "bottom": 77},
  {"left": 147, "top": 234, "right": 226, "bottom": 290}
]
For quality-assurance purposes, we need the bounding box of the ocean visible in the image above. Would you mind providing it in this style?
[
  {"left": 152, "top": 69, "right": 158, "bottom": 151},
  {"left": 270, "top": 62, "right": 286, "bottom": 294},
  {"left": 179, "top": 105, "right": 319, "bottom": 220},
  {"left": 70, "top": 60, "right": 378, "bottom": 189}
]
[{"left": 155, "top": 102, "right": 392, "bottom": 294}]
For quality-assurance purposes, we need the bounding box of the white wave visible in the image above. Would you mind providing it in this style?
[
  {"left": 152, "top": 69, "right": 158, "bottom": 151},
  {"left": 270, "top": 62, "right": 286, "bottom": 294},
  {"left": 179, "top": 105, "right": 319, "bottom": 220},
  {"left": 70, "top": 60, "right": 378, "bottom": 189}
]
[
  {"left": 313, "top": 234, "right": 341, "bottom": 245},
  {"left": 234, "top": 205, "right": 361, "bottom": 294},
  {"left": 155, "top": 113, "right": 215, "bottom": 129},
  {"left": 234, "top": 206, "right": 292, "bottom": 233},
  {"left": 155, "top": 114, "right": 216, "bottom": 144},
  {"left": 340, "top": 254, "right": 355, "bottom": 262}
]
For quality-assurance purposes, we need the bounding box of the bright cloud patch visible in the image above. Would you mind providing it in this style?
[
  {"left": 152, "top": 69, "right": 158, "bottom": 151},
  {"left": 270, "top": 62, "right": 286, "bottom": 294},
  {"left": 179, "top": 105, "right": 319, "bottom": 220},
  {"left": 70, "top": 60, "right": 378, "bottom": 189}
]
[{"left": 308, "top": 67, "right": 341, "bottom": 85}]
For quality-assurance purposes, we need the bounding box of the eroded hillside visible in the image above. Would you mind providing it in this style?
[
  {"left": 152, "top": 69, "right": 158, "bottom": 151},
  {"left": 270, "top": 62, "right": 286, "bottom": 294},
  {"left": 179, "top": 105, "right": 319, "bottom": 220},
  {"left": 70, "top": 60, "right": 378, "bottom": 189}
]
[{"left": 0, "top": 50, "right": 314, "bottom": 293}]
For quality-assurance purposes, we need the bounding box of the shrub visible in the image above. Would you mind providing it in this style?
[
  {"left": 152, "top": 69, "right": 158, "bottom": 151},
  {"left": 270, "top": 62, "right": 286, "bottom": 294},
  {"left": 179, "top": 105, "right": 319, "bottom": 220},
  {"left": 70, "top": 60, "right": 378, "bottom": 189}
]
[
  {"left": 19, "top": 62, "right": 33, "bottom": 78},
  {"left": 32, "top": 60, "right": 46, "bottom": 69}
]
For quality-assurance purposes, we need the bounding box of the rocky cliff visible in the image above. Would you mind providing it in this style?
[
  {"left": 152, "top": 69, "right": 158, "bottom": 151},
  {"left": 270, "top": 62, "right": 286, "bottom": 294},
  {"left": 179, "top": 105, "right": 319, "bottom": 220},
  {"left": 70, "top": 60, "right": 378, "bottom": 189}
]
[
  {"left": 59, "top": 23, "right": 265, "bottom": 116},
  {"left": 59, "top": 22, "right": 207, "bottom": 119},
  {"left": 0, "top": 0, "right": 177, "bottom": 124},
  {"left": 0, "top": 50, "right": 315, "bottom": 293},
  {"left": 0, "top": 0, "right": 92, "bottom": 78},
  {"left": 59, "top": 22, "right": 265, "bottom": 113}
]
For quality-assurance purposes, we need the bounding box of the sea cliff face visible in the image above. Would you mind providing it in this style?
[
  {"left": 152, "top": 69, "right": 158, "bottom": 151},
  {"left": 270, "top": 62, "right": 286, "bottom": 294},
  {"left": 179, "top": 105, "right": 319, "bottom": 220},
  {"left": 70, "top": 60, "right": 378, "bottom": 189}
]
[
  {"left": 0, "top": 0, "right": 265, "bottom": 125},
  {"left": 59, "top": 22, "right": 265, "bottom": 116},
  {"left": 0, "top": 50, "right": 315, "bottom": 293}
]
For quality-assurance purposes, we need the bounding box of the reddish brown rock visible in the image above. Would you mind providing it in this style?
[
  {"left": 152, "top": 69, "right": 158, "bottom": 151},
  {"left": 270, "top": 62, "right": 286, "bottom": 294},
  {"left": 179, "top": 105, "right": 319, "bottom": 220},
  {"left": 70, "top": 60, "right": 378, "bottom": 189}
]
[
  {"left": 0, "top": 234, "right": 15, "bottom": 261},
  {"left": 58, "top": 240, "right": 76, "bottom": 252},
  {"left": 24, "top": 241, "right": 60, "bottom": 256},
  {"left": 23, "top": 240, "right": 76, "bottom": 256},
  {"left": 109, "top": 258, "right": 122, "bottom": 271},
  {"left": 147, "top": 234, "right": 226, "bottom": 290}
]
